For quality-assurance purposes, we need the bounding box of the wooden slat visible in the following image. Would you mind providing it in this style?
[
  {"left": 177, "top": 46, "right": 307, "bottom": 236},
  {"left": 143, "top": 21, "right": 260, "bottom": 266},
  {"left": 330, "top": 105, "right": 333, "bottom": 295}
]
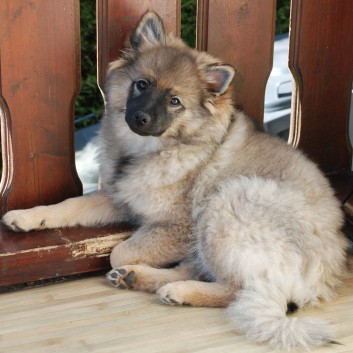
[
  {"left": 328, "top": 174, "right": 353, "bottom": 204},
  {"left": 329, "top": 174, "right": 353, "bottom": 242},
  {"left": 288, "top": 0, "right": 353, "bottom": 173},
  {"left": 97, "top": 0, "right": 181, "bottom": 88},
  {"left": 197, "top": 0, "right": 276, "bottom": 124},
  {"left": 0, "top": 0, "right": 82, "bottom": 214}
]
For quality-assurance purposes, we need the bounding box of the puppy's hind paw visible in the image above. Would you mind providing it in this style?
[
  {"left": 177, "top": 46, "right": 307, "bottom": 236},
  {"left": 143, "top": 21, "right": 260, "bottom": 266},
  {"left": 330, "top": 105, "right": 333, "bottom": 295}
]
[
  {"left": 106, "top": 267, "right": 135, "bottom": 289},
  {"left": 157, "top": 283, "right": 184, "bottom": 306}
]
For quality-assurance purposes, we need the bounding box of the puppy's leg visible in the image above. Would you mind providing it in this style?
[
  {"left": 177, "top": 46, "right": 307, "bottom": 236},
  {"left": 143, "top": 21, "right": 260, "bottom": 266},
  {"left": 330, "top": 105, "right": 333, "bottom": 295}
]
[
  {"left": 2, "top": 191, "right": 120, "bottom": 232},
  {"left": 110, "top": 223, "right": 192, "bottom": 268},
  {"left": 157, "top": 281, "right": 235, "bottom": 307},
  {"left": 107, "top": 263, "right": 193, "bottom": 292}
]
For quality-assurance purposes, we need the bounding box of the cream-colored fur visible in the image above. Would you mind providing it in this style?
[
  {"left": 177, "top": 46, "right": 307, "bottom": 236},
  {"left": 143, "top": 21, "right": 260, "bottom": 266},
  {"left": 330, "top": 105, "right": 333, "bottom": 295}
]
[
  {"left": 2, "top": 11, "right": 347, "bottom": 351},
  {"left": 2, "top": 192, "right": 118, "bottom": 231}
]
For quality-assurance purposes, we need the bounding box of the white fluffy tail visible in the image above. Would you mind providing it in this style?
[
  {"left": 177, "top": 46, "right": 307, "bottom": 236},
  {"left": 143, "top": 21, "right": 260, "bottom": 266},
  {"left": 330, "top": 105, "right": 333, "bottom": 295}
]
[{"left": 227, "top": 285, "right": 336, "bottom": 350}]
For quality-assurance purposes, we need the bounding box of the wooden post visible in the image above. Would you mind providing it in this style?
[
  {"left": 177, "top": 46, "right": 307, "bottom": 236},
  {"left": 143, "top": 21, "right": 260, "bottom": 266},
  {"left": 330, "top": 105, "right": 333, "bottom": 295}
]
[
  {"left": 0, "top": 0, "right": 82, "bottom": 214},
  {"left": 197, "top": 0, "right": 276, "bottom": 124},
  {"left": 289, "top": 0, "right": 353, "bottom": 173}
]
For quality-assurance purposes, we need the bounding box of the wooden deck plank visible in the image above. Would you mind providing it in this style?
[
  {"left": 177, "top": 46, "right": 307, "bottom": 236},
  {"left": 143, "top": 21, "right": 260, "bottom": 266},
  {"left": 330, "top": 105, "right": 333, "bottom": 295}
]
[{"left": 0, "top": 260, "right": 352, "bottom": 353}]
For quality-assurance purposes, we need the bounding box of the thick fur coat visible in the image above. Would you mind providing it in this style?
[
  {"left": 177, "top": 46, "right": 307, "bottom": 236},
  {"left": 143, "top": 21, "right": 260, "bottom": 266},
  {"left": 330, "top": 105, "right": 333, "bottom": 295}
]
[{"left": 3, "top": 11, "right": 347, "bottom": 351}]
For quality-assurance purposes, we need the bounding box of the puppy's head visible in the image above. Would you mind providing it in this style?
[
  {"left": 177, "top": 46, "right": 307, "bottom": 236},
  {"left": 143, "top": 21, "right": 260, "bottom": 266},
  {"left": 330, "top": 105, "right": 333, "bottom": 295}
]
[{"left": 107, "top": 11, "right": 235, "bottom": 141}]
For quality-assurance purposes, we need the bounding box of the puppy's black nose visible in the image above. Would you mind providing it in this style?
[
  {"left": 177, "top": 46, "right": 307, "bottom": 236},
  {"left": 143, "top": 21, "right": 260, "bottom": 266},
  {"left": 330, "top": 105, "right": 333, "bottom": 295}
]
[{"left": 134, "top": 111, "right": 151, "bottom": 127}]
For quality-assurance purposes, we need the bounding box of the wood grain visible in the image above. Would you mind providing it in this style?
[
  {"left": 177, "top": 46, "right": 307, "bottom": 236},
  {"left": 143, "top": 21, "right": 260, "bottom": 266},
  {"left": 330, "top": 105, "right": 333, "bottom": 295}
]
[
  {"left": 288, "top": 0, "right": 353, "bottom": 173},
  {"left": 0, "top": 0, "right": 82, "bottom": 214},
  {"left": 197, "top": 0, "right": 276, "bottom": 124},
  {"left": 0, "top": 263, "right": 352, "bottom": 352},
  {"left": 0, "top": 223, "right": 131, "bottom": 286}
]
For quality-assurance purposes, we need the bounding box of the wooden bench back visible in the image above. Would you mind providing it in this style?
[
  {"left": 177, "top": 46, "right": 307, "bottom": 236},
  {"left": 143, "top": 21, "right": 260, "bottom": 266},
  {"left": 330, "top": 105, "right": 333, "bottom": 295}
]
[
  {"left": 1, "top": 0, "right": 353, "bottom": 286},
  {"left": 1, "top": 0, "right": 353, "bottom": 213}
]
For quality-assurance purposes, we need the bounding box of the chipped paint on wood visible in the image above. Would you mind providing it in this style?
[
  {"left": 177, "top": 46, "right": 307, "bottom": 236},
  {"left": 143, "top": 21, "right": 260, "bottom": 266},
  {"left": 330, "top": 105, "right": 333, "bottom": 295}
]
[
  {"left": 70, "top": 232, "right": 131, "bottom": 258},
  {"left": 0, "top": 223, "right": 133, "bottom": 285},
  {"left": 0, "top": 232, "right": 131, "bottom": 259}
]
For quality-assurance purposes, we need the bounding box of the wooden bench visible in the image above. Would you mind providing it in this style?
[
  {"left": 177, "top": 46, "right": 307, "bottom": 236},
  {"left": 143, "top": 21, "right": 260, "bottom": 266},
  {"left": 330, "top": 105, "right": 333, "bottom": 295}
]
[{"left": 1, "top": 0, "right": 353, "bottom": 287}]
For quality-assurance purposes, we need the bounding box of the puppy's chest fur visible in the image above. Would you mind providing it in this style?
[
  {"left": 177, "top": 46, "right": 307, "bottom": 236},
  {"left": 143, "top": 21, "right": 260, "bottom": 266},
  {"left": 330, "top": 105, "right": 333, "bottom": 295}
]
[{"left": 112, "top": 147, "right": 206, "bottom": 222}]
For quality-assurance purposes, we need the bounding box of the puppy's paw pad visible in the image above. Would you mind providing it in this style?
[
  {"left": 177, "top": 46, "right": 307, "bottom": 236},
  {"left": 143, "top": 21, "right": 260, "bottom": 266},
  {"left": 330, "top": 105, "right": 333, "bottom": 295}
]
[{"left": 106, "top": 268, "right": 135, "bottom": 289}]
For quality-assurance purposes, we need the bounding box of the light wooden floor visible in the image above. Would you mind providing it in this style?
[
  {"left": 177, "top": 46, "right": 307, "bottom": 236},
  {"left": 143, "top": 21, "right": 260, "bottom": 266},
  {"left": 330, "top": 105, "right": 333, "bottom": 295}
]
[{"left": 1, "top": 263, "right": 353, "bottom": 353}]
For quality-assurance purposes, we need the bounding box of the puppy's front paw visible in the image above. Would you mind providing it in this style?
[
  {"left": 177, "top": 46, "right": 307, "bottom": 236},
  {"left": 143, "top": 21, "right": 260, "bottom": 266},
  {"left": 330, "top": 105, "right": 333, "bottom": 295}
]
[
  {"left": 2, "top": 208, "right": 47, "bottom": 232},
  {"left": 106, "top": 267, "right": 135, "bottom": 289}
]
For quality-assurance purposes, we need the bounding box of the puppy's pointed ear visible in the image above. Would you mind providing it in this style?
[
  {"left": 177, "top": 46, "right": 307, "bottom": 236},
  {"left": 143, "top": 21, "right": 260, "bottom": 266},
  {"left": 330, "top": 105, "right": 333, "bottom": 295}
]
[
  {"left": 130, "top": 11, "right": 166, "bottom": 51},
  {"left": 205, "top": 65, "right": 235, "bottom": 96}
]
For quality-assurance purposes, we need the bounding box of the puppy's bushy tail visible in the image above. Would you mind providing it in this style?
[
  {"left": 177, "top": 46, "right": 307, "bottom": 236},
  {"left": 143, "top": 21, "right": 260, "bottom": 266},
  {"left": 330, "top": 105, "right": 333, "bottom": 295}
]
[{"left": 227, "top": 283, "right": 335, "bottom": 350}]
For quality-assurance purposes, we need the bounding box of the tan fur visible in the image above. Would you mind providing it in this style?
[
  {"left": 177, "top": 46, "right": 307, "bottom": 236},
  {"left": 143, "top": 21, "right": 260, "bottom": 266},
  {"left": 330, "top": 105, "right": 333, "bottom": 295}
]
[
  {"left": 108, "top": 264, "right": 192, "bottom": 292},
  {"left": 3, "top": 11, "right": 348, "bottom": 350},
  {"left": 158, "top": 281, "right": 235, "bottom": 307},
  {"left": 2, "top": 192, "right": 117, "bottom": 231}
]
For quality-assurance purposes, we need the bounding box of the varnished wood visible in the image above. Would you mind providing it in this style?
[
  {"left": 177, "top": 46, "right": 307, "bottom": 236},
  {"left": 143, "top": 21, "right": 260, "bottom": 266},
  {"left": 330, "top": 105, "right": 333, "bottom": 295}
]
[
  {"left": 288, "top": 0, "right": 353, "bottom": 173},
  {"left": 329, "top": 174, "right": 353, "bottom": 242},
  {"left": 197, "top": 0, "right": 276, "bottom": 124},
  {"left": 0, "top": 0, "right": 82, "bottom": 214},
  {"left": 0, "top": 223, "right": 131, "bottom": 287}
]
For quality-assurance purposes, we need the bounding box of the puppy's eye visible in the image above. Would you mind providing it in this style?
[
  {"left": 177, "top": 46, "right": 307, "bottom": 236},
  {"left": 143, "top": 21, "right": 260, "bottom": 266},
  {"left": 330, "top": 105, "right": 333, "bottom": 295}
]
[
  {"left": 170, "top": 97, "right": 181, "bottom": 106},
  {"left": 136, "top": 79, "right": 149, "bottom": 91}
]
